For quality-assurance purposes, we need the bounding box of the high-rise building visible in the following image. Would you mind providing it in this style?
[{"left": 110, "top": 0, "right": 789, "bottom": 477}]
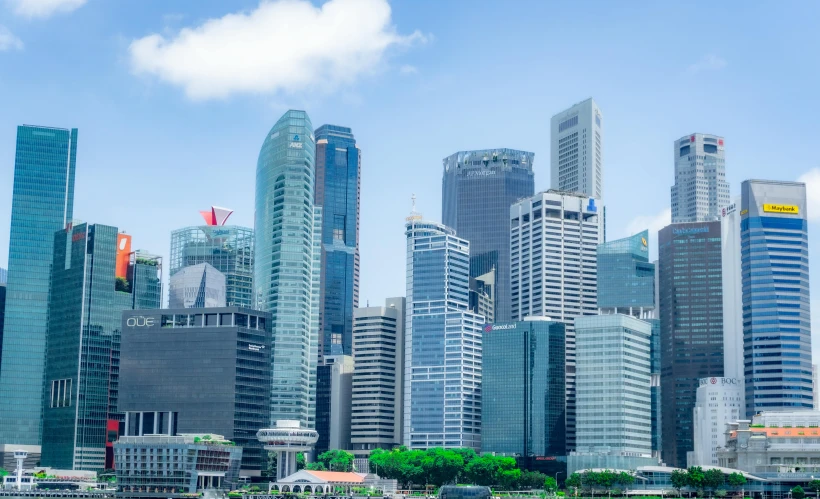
[
  {"left": 119, "top": 307, "right": 271, "bottom": 477},
  {"left": 351, "top": 298, "right": 405, "bottom": 454},
  {"left": 442, "top": 148, "right": 534, "bottom": 321},
  {"left": 404, "top": 215, "right": 483, "bottom": 450},
  {"left": 597, "top": 230, "right": 655, "bottom": 317},
  {"left": 255, "top": 110, "right": 322, "bottom": 428},
  {"left": 315, "top": 355, "right": 354, "bottom": 455},
  {"left": 658, "top": 221, "right": 724, "bottom": 467},
  {"left": 40, "top": 224, "right": 162, "bottom": 470},
  {"left": 670, "top": 133, "right": 730, "bottom": 223},
  {"left": 314, "top": 125, "right": 360, "bottom": 360},
  {"left": 0, "top": 125, "right": 77, "bottom": 446},
  {"left": 741, "top": 180, "right": 813, "bottom": 412},
  {"left": 690, "top": 377, "right": 743, "bottom": 467},
  {"left": 510, "top": 190, "right": 603, "bottom": 452},
  {"left": 169, "top": 263, "right": 227, "bottom": 308},
  {"left": 0, "top": 269, "right": 6, "bottom": 372},
  {"left": 0, "top": 268, "right": 6, "bottom": 283},
  {"left": 569, "top": 314, "right": 655, "bottom": 474},
  {"left": 481, "top": 318, "right": 566, "bottom": 461},
  {"left": 550, "top": 98, "right": 603, "bottom": 199},
  {"left": 170, "top": 209, "right": 253, "bottom": 309},
  {"left": 721, "top": 201, "right": 744, "bottom": 382}
]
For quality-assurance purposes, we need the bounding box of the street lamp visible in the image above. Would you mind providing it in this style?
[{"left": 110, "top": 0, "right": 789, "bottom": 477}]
[{"left": 554, "top": 472, "right": 563, "bottom": 497}]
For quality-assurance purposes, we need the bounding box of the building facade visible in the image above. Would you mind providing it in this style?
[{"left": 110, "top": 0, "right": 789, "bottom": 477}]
[
  {"left": 741, "top": 180, "right": 813, "bottom": 412},
  {"left": 351, "top": 298, "right": 405, "bottom": 454},
  {"left": 721, "top": 201, "right": 744, "bottom": 382},
  {"left": 481, "top": 318, "right": 566, "bottom": 459},
  {"left": 659, "top": 221, "right": 724, "bottom": 467},
  {"left": 597, "top": 230, "right": 655, "bottom": 316},
  {"left": 168, "top": 263, "right": 226, "bottom": 308},
  {"left": 0, "top": 272, "right": 5, "bottom": 372},
  {"left": 169, "top": 221, "right": 253, "bottom": 309},
  {"left": 314, "top": 125, "right": 360, "bottom": 361},
  {"left": 690, "top": 377, "right": 743, "bottom": 467},
  {"left": 442, "top": 148, "right": 534, "bottom": 321},
  {"left": 255, "top": 110, "right": 322, "bottom": 428},
  {"left": 404, "top": 217, "right": 483, "bottom": 450},
  {"left": 670, "top": 133, "right": 730, "bottom": 223},
  {"left": 550, "top": 98, "right": 603, "bottom": 199},
  {"left": 118, "top": 307, "right": 271, "bottom": 476},
  {"left": 41, "top": 224, "right": 162, "bottom": 471},
  {"left": 510, "top": 190, "right": 603, "bottom": 452},
  {"left": 315, "top": 355, "right": 353, "bottom": 455},
  {"left": 0, "top": 125, "right": 77, "bottom": 446}
]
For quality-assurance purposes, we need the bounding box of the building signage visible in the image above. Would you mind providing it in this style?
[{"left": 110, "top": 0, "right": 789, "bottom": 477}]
[
  {"left": 211, "top": 229, "right": 230, "bottom": 237},
  {"left": 740, "top": 209, "right": 748, "bottom": 216},
  {"left": 586, "top": 198, "right": 597, "bottom": 213},
  {"left": 721, "top": 203, "right": 737, "bottom": 218},
  {"left": 466, "top": 170, "right": 496, "bottom": 177},
  {"left": 483, "top": 323, "right": 517, "bottom": 333},
  {"left": 72, "top": 231, "right": 85, "bottom": 242},
  {"left": 673, "top": 226, "right": 709, "bottom": 236},
  {"left": 535, "top": 456, "right": 557, "bottom": 461},
  {"left": 289, "top": 142, "right": 303, "bottom": 149},
  {"left": 699, "top": 377, "right": 741, "bottom": 387},
  {"left": 126, "top": 316, "right": 156, "bottom": 328},
  {"left": 249, "top": 344, "right": 265, "bottom": 352},
  {"left": 763, "top": 204, "right": 799, "bottom": 215}
]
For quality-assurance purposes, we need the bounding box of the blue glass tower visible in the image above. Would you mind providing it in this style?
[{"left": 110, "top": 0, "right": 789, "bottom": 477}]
[
  {"left": 741, "top": 180, "right": 813, "bottom": 413},
  {"left": 314, "top": 125, "right": 359, "bottom": 359},
  {"left": 255, "top": 110, "right": 322, "bottom": 428},
  {"left": 597, "top": 230, "right": 655, "bottom": 315},
  {"left": 0, "top": 125, "right": 77, "bottom": 446}
]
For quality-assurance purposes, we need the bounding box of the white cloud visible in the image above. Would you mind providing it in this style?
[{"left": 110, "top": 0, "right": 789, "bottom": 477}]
[
  {"left": 687, "top": 54, "right": 727, "bottom": 74},
  {"left": 798, "top": 168, "right": 820, "bottom": 222},
  {"left": 8, "top": 0, "right": 86, "bottom": 18},
  {"left": 0, "top": 26, "right": 23, "bottom": 51},
  {"left": 624, "top": 207, "right": 671, "bottom": 261},
  {"left": 128, "top": 0, "right": 427, "bottom": 100},
  {"left": 399, "top": 64, "right": 417, "bottom": 74}
]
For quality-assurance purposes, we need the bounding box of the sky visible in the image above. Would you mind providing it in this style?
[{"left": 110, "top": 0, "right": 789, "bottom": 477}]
[{"left": 0, "top": 0, "right": 819, "bottom": 356}]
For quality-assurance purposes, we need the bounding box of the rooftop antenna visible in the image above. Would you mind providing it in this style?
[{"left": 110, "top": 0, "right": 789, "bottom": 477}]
[{"left": 406, "top": 193, "right": 422, "bottom": 222}]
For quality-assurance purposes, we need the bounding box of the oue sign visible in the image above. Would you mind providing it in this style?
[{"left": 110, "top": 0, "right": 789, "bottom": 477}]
[{"left": 127, "top": 316, "right": 155, "bottom": 327}]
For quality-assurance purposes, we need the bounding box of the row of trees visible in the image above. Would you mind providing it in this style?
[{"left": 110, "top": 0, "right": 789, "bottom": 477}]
[{"left": 565, "top": 470, "right": 635, "bottom": 494}]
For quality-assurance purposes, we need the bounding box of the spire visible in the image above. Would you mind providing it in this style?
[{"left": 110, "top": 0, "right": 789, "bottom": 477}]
[{"left": 406, "top": 194, "right": 422, "bottom": 222}]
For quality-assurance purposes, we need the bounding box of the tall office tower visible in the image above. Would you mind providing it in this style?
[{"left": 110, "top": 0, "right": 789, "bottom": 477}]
[
  {"left": 689, "top": 377, "right": 743, "bottom": 467},
  {"left": 120, "top": 307, "right": 272, "bottom": 477},
  {"left": 658, "top": 221, "right": 723, "bottom": 467},
  {"left": 481, "top": 318, "right": 566, "bottom": 466},
  {"left": 741, "top": 180, "right": 813, "bottom": 412},
  {"left": 0, "top": 125, "right": 77, "bottom": 447},
  {"left": 510, "top": 191, "right": 603, "bottom": 453},
  {"left": 351, "top": 297, "right": 405, "bottom": 453},
  {"left": 314, "top": 125, "right": 360, "bottom": 360},
  {"left": 721, "top": 201, "right": 744, "bottom": 382},
  {"left": 169, "top": 263, "right": 227, "bottom": 308},
  {"left": 404, "top": 215, "right": 483, "bottom": 450},
  {"left": 255, "top": 110, "right": 322, "bottom": 428},
  {"left": 550, "top": 98, "right": 603, "bottom": 199},
  {"left": 315, "top": 355, "right": 354, "bottom": 455},
  {"left": 670, "top": 133, "right": 730, "bottom": 223},
  {"left": 597, "top": 230, "right": 655, "bottom": 317},
  {"left": 569, "top": 315, "right": 654, "bottom": 474},
  {"left": 0, "top": 269, "right": 6, "bottom": 371},
  {"left": 40, "top": 225, "right": 161, "bottom": 471},
  {"left": 170, "top": 208, "right": 254, "bottom": 308},
  {"left": 442, "top": 149, "right": 534, "bottom": 321},
  {"left": 649, "top": 319, "right": 661, "bottom": 459}
]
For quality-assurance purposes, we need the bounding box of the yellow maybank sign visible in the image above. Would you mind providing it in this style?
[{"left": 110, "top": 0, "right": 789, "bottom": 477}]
[{"left": 763, "top": 204, "right": 799, "bottom": 215}]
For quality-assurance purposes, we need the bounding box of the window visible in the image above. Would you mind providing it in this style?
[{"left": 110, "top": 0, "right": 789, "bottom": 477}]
[
  {"left": 559, "top": 115, "right": 578, "bottom": 132},
  {"left": 679, "top": 145, "right": 690, "bottom": 157},
  {"left": 703, "top": 144, "right": 718, "bottom": 154},
  {"left": 50, "top": 378, "right": 72, "bottom": 408}
]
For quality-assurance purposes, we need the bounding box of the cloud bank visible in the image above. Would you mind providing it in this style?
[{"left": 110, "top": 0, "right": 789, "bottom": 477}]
[{"left": 8, "top": 0, "right": 86, "bottom": 18}]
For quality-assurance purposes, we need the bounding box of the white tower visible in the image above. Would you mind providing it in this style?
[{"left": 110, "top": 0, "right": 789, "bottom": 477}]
[
  {"left": 14, "top": 450, "right": 27, "bottom": 490},
  {"left": 257, "top": 420, "right": 319, "bottom": 481}
]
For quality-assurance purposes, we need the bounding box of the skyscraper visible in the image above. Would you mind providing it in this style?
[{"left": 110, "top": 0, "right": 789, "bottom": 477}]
[
  {"left": 670, "top": 133, "right": 730, "bottom": 223},
  {"left": 741, "top": 180, "right": 813, "bottom": 412},
  {"left": 255, "top": 110, "right": 322, "bottom": 428},
  {"left": 315, "top": 355, "right": 354, "bottom": 455},
  {"left": 658, "top": 221, "right": 724, "bottom": 467},
  {"left": 170, "top": 208, "right": 253, "bottom": 308},
  {"left": 0, "top": 268, "right": 6, "bottom": 372},
  {"left": 442, "top": 148, "right": 534, "bottom": 321},
  {"left": 0, "top": 125, "right": 77, "bottom": 446},
  {"left": 169, "top": 263, "right": 227, "bottom": 308},
  {"left": 314, "top": 125, "right": 360, "bottom": 360},
  {"left": 597, "top": 230, "right": 655, "bottom": 317},
  {"left": 40, "top": 225, "right": 162, "bottom": 470},
  {"left": 510, "top": 190, "right": 603, "bottom": 452},
  {"left": 404, "top": 215, "right": 483, "bottom": 450},
  {"left": 351, "top": 297, "right": 405, "bottom": 453},
  {"left": 550, "top": 98, "right": 603, "bottom": 199},
  {"left": 481, "top": 318, "right": 566, "bottom": 461}
]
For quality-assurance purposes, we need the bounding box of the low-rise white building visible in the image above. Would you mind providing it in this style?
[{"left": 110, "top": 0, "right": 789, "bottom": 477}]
[{"left": 689, "top": 377, "right": 743, "bottom": 466}]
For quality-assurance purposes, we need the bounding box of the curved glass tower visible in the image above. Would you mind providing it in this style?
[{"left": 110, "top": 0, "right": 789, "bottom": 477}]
[{"left": 255, "top": 110, "right": 322, "bottom": 428}]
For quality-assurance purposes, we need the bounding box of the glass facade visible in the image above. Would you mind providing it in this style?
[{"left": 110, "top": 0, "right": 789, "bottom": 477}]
[
  {"left": 481, "top": 319, "right": 565, "bottom": 458},
  {"left": 170, "top": 225, "right": 253, "bottom": 308},
  {"left": 0, "top": 125, "right": 77, "bottom": 446},
  {"left": 314, "top": 125, "right": 359, "bottom": 360},
  {"left": 740, "top": 180, "right": 813, "bottom": 412},
  {"left": 658, "top": 221, "right": 723, "bottom": 468},
  {"left": 442, "top": 149, "right": 534, "bottom": 321},
  {"left": 255, "top": 110, "right": 321, "bottom": 428},
  {"left": 597, "top": 229, "right": 655, "bottom": 314},
  {"left": 404, "top": 219, "right": 483, "bottom": 450},
  {"left": 41, "top": 224, "right": 162, "bottom": 471},
  {"left": 169, "top": 263, "right": 226, "bottom": 308}
]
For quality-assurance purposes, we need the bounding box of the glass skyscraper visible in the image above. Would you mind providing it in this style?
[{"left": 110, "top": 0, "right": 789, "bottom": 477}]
[
  {"left": 481, "top": 318, "right": 566, "bottom": 459},
  {"left": 0, "top": 125, "right": 77, "bottom": 446},
  {"left": 41, "top": 225, "right": 161, "bottom": 470},
  {"left": 314, "top": 125, "right": 360, "bottom": 360},
  {"left": 740, "top": 179, "right": 813, "bottom": 412},
  {"left": 658, "top": 221, "right": 724, "bottom": 468},
  {"left": 170, "top": 224, "right": 253, "bottom": 308},
  {"left": 597, "top": 230, "right": 655, "bottom": 316},
  {"left": 404, "top": 216, "right": 483, "bottom": 450},
  {"left": 442, "top": 148, "right": 534, "bottom": 321},
  {"left": 255, "top": 110, "right": 322, "bottom": 428}
]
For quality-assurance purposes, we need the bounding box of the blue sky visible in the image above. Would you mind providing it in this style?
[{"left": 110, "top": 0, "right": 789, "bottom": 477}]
[{"left": 1, "top": 0, "right": 819, "bottom": 355}]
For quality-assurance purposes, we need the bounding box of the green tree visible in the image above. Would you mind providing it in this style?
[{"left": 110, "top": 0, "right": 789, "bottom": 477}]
[
  {"left": 671, "top": 469, "right": 689, "bottom": 495},
  {"left": 687, "top": 467, "right": 706, "bottom": 493},
  {"left": 296, "top": 452, "right": 306, "bottom": 471},
  {"left": 703, "top": 469, "right": 724, "bottom": 492},
  {"left": 726, "top": 472, "right": 746, "bottom": 489},
  {"left": 616, "top": 471, "right": 635, "bottom": 490},
  {"left": 543, "top": 476, "right": 558, "bottom": 494},
  {"left": 317, "top": 449, "right": 355, "bottom": 472},
  {"left": 565, "top": 473, "right": 582, "bottom": 491},
  {"left": 807, "top": 480, "right": 820, "bottom": 496},
  {"left": 465, "top": 455, "right": 499, "bottom": 486},
  {"left": 305, "top": 462, "right": 327, "bottom": 471},
  {"left": 422, "top": 448, "right": 464, "bottom": 487},
  {"left": 518, "top": 470, "right": 548, "bottom": 490},
  {"left": 597, "top": 470, "right": 617, "bottom": 493},
  {"left": 0, "top": 468, "right": 8, "bottom": 478},
  {"left": 793, "top": 486, "right": 807, "bottom": 499}
]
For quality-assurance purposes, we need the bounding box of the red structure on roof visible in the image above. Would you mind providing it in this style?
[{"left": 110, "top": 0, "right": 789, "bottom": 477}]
[{"left": 199, "top": 206, "right": 234, "bottom": 226}]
